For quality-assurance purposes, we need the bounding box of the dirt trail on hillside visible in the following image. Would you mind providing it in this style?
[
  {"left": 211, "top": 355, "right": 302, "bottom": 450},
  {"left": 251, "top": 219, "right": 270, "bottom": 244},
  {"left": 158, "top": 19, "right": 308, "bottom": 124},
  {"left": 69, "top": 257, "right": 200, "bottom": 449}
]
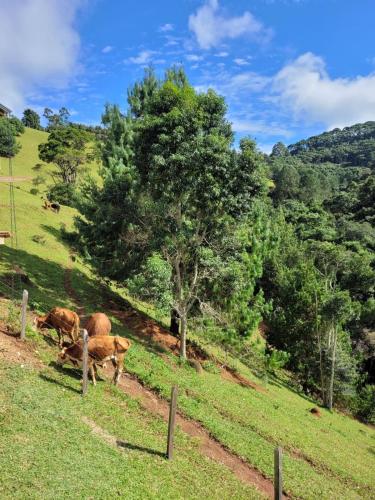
[{"left": 116, "top": 372, "right": 276, "bottom": 497}]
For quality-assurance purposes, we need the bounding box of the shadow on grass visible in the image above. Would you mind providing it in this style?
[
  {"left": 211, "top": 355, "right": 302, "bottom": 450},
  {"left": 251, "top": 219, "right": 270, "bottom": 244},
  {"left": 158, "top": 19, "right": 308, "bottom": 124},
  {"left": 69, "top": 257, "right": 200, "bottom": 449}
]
[
  {"left": 41, "top": 224, "right": 66, "bottom": 243},
  {"left": 38, "top": 331, "right": 59, "bottom": 348},
  {"left": 39, "top": 372, "right": 82, "bottom": 395},
  {"left": 0, "top": 246, "right": 69, "bottom": 309},
  {"left": 267, "top": 374, "right": 317, "bottom": 404},
  {"left": 116, "top": 440, "right": 165, "bottom": 458}
]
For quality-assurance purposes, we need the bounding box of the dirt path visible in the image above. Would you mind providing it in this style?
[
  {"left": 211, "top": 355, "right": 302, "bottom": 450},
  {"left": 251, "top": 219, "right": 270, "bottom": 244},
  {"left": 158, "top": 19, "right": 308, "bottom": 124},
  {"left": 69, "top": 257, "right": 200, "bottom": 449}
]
[
  {"left": 0, "top": 323, "right": 42, "bottom": 369},
  {"left": 117, "top": 372, "right": 275, "bottom": 497}
]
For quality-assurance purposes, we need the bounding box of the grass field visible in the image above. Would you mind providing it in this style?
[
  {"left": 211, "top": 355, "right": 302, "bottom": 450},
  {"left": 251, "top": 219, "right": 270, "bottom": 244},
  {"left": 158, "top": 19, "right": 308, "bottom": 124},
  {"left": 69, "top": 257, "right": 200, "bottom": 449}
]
[
  {"left": 0, "top": 359, "right": 259, "bottom": 500},
  {"left": 0, "top": 128, "right": 374, "bottom": 499}
]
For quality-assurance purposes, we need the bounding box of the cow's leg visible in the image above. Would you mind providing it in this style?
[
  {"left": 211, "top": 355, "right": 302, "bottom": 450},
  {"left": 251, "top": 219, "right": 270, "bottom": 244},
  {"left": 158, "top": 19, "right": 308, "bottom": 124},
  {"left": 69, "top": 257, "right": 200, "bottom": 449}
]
[
  {"left": 89, "top": 363, "right": 96, "bottom": 386},
  {"left": 113, "top": 355, "right": 124, "bottom": 385},
  {"left": 57, "top": 329, "right": 62, "bottom": 347}
]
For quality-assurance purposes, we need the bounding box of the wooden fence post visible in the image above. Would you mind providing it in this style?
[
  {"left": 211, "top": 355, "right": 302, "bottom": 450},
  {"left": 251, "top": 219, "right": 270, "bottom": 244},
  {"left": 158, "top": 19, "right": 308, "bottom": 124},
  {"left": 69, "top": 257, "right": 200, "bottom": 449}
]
[
  {"left": 82, "top": 329, "right": 89, "bottom": 397},
  {"left": 274, "top": 446, "right": 283, "bottom": 500},
  {"left": 166, "top": 385, "right": 178, "bottom": 459},
  {"left": 20, "top": 289, "right": 28, "bottom": 341}
]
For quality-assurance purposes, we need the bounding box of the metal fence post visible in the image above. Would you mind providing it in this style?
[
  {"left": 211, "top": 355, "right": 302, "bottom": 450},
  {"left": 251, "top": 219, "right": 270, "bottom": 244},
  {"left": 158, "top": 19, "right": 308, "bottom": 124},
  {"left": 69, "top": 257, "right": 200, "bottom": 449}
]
[
  {"left": 82, "top": 329, "right": 89, "bottom": 396},
  {"left": 20, "top": 289, "right": 28, "bottom": 341}
]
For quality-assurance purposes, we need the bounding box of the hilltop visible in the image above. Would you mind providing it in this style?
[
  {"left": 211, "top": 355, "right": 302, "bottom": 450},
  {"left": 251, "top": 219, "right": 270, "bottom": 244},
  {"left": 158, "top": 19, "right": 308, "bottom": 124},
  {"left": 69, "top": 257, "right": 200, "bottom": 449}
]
[
  {"left": 285, "top": 121, "right": 375, "bottom": 168},
  {"left": 0, "top": 127, "right": 374, "bottom": 499}
]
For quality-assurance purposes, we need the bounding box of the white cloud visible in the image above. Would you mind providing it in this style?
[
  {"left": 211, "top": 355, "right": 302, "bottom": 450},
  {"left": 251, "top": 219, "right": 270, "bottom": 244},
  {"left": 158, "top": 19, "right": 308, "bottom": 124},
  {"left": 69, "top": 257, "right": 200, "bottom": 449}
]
[
  {"left": 185, "top": 54, "right": 204, "bottom": 62},
  {"left": 273, "top": 52, "right": 375, "bottom": 128},
  {"left": 230, "top": 117, "right": 292, "bottom": 138},
  {"left": 102, "top": 45, "right": 113, "bottom": 54},
  {"left": 159, "top": 23, "right": 174, "bottom": 32},
  {"left": 215, "top": 51, "right": 229, "bottom": 57},
  {"left": 234, "top": 58, "right": 250, "bottom": 66},
  {"left": 164, "top": 36, "right": 180, "bottom": 47},
  {"left": 126, "top": 50, "right": 158, "bottom": 65},
  {"left": 224, "top": 71, "right": 270, "bottom": 94},
  {"left": 0, "top": 0, "right": 82, "bottom": 113},
  {"left": 189, "top": 0, "right": 271, "bottom": 49}
]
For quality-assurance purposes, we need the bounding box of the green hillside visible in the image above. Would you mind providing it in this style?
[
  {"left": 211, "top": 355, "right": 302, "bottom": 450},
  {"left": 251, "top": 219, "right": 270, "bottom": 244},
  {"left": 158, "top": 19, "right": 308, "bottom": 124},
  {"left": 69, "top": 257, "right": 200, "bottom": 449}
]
[
  {"left": 287, "top": 121, "right": 375, "bottom": 167},
  {"left": 0, "top": 128, "right": 374, "bottom": 499}
]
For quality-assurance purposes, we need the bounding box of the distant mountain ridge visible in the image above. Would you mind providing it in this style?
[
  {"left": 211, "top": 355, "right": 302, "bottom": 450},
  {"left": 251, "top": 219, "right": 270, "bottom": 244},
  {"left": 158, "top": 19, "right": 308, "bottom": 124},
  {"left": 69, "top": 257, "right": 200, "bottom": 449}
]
[{"left": 287, "top": 121, "right": 375, "bottom": 168}]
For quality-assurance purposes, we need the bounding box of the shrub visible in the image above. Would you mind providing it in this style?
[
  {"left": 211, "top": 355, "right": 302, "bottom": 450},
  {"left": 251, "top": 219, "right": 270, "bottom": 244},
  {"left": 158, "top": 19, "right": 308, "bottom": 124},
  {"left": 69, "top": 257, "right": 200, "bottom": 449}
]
[
  {"left": 30, "top": 188, "right": 39, "bottom": 195},
  {"left": 265, "top": 348, "right": 290, "bottom": 373},
  {"left": 352, "top": 385, "right": 375, "bottom": 424},
  {"left": 8, "top": 116, "right": 25, "bottom": 136},
  {"left": 32, "top": 175, "right": 46, "bottom": 187}
]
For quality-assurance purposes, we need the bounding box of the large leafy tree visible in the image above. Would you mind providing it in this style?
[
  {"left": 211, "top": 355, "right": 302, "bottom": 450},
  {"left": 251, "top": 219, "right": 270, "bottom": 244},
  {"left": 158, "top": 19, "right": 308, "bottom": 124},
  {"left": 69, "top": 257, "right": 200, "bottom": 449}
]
[
  {"left": 77, "top": 68, "right": 268, "bottom": 358},
  {"left": 43, "top": 107, "right": 70, "bottom": 131},
  {"left": 22, "top": 108, "right": 41, "bottom": 130},
  {"left": 39, "top": 126, "right": 89, "bottom": 185},
  {"left": 0, "top": 117, "right": 21, "bottom": 157},
  {"left": 130, "top": 73, "right": 268, "bottom": 357}
]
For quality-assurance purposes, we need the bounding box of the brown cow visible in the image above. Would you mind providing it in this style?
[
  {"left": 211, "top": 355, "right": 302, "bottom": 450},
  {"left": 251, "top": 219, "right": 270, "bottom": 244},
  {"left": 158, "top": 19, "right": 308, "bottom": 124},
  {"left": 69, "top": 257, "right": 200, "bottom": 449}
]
[
  {"left": 56, "top": 335, "right": 131, "bottom": 385},
  {"left": 34, "top": 307, "right": 80, "bottom": 346},
  {"left": 85, "top": 313, "right": 111, "bottom": 337}
]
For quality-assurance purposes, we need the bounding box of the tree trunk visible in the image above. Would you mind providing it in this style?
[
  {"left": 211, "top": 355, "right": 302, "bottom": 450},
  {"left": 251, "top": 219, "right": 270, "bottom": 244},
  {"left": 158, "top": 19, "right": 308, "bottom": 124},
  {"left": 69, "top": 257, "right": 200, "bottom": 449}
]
[
  {"left": 328, "top": 325, "right": 338, "bottom": 411},
  {"left": 180, "top": 313, "right": 187, "bottom": 359},
  {"left": 170, "top": 308, "right": 180, "bottom": 337}
]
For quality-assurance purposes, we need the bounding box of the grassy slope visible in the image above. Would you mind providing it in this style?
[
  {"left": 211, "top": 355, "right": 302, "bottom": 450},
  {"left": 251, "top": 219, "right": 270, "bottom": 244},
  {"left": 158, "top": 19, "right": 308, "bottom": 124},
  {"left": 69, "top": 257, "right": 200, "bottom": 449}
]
[
  {"left": 0, "top": 360, "right": 257, "bottom": 500},
  {"left": 0, "top": 129, "right": 260, "bottom": 499},
  {"left": 0, "top": 128, "right": 374, "bottom": 499}
]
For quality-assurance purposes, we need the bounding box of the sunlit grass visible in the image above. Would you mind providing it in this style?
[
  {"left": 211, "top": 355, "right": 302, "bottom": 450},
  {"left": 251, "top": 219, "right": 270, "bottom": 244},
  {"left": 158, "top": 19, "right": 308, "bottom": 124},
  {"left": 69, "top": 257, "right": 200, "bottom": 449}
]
[{"left": 0, "top": 125, "right": 374, "bottom": 499}]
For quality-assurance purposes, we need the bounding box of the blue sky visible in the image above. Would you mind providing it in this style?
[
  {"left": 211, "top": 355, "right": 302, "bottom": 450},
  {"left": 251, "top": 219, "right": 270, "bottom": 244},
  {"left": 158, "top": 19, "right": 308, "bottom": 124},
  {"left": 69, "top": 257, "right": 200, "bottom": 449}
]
[{"left": 1, "top": 0, "right": 375, "bottom": 151}]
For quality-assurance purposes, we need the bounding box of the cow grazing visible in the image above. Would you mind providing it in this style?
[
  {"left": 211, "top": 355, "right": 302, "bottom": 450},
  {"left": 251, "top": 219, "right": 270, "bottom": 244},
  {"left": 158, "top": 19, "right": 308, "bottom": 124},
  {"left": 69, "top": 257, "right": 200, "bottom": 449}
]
[
  {"left": 57, "top": 335, "right": 131, "bottom": 385},
  {"left": 85, "top": 312, "right": 111, "bottom": 337},
  {"left": 42, "top": 199, "right": 60, "bottom": 213},
  {"left": 50, "top": 202, "right": 60, "bottom": 213},
  {"left": 34, "top": 307, "right": 80, "bottom": 346}
]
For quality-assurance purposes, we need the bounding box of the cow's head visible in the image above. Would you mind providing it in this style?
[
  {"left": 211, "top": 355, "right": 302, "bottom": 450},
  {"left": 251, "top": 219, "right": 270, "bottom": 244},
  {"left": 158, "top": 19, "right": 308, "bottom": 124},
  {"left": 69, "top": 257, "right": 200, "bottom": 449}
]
[
  {"left": 56, "top": 345, "right": 80, "bottom": 367},
  {"left": 56, "top": 347, "right": 68, "bottom": 366},
  {"left": 33, "top": 316, "right": 44, "bottom": 330},
  {"left": 34, "top": 315, "right": 47, "bottom": 330}
]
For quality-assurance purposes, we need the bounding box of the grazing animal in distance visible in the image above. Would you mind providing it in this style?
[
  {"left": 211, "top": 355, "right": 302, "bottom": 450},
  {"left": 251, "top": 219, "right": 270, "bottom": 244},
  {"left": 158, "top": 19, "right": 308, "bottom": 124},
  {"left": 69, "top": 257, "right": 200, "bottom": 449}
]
[
  {"left": 50, "top": 202, "right": 60, "bottom": 213},
  {"left": 34, "top": 307, "right": 80, "bottom": 346},
  {"left": 42, "top": 198, "right": 60, "bottom": 213},
  {"left": 57, "top": 335, "right": 131, "bottom": 385},
  {"left": 85, "top": 312, "right": 111, "bottom": 337}
]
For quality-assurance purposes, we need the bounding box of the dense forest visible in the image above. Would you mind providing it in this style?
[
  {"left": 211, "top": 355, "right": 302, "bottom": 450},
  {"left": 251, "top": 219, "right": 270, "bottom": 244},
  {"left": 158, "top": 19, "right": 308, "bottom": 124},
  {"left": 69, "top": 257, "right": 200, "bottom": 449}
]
[
  {"left": 285, "top": 121, "right": 375, "bottom": 168},
  {"left": 5, "top": 67, "right": 373, "bottom": 423}
]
